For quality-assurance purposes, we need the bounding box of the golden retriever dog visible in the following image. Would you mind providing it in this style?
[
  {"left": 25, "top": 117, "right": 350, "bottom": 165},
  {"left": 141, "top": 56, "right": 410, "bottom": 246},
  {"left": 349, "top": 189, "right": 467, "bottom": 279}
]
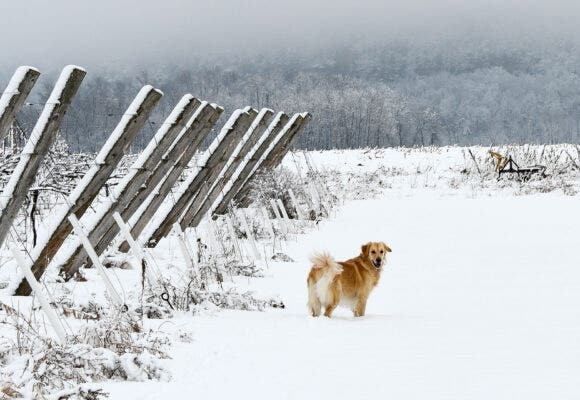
[{"left": 307, "top": 241, "right": 392, "bottom": 317}]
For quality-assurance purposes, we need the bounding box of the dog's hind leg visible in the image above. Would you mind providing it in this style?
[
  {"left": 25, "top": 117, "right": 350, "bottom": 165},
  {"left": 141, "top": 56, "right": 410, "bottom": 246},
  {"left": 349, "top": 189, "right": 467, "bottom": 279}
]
[{"left": 307, "top": 281, "right": 322, "bottom": 317}]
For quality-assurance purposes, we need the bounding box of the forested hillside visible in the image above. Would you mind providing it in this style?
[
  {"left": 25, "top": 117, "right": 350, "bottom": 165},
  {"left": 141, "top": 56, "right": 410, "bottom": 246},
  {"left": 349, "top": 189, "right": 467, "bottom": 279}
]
[{"left": 7, "top": 36, "right": 580, "bottom": 151}]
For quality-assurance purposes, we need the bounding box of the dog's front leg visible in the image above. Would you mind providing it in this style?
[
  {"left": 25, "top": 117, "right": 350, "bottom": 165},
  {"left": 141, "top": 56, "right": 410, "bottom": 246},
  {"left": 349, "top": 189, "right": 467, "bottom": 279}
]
[
  {"left": 323, "top": 302, "right": 337, "bottom": 317},
  {"left": 353, "top": 297, "right": 368, "bottom": 317}
]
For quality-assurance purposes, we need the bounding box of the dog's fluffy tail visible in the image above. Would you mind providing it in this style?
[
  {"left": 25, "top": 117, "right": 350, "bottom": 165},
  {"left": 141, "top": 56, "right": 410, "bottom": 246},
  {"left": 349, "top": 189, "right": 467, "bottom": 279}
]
[{"left": 309, "top": 252, "right": 343, "bottom": 274}]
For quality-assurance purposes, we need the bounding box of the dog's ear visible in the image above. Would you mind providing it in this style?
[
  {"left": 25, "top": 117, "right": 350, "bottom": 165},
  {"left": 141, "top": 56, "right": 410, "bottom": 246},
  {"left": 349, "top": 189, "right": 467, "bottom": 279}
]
[
  {"left": 361, "top": 242, "right": 370, "bottom": 256},
  {"left": 382, "top": 242, "right": 392, "bottom": 252}
]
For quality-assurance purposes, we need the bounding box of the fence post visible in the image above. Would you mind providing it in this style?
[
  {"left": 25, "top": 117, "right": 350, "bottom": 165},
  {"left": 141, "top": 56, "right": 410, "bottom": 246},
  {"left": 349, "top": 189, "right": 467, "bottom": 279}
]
[
  {"left": 142, "top": 108, "right": 255, "bottom": 247},
  {"left": 171, "top": 222, "right": 197, "bottom": 274},
  {"left": 239, "top": 209, "right": 261, "bottom": 260},
  {"left": 59, "top": 95, "right": 199, "bottom": 278},
  {"left": 212, "top": 112, "right": 290, "bottom": 215},
  {"left": 181, "top": 108, "right": 273, "bottom": 228},
  {"left": 0, "top": 66, "right": 86, "bottom": 249},
  {"left": 119, "top": 104, "right": 223, "bottom": 250},
  {"left": 112, "top": 212, "right": 158, "bottom": 285},
  {"left": 270, "top": 199, "right": 288, "bottom": 235},
  {"left": 0, "top": 66, "right": 41, "bottom": 142},
  {"left": 261, "top": 206, "right": 275, "bottom": 239},
  {"left": 234, "top": 113, "right": 308, "bottom": 208},
  {"left": 288, "top": 189, "right": 305, "bottom": 220},
  {"left": 14, "top": 85, "right": 163, "bottom": 295}
]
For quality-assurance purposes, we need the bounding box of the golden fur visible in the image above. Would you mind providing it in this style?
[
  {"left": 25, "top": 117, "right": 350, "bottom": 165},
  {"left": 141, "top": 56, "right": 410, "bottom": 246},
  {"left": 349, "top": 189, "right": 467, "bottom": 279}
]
[{"left": 307, "top": 242, "right": 392, "bottom": 317}]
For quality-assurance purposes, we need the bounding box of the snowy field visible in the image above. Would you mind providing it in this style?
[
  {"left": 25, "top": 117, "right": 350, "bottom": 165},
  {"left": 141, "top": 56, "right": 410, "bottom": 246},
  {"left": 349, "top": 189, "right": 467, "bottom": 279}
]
[
  {"left": 102, "top": 147, "right": 580, "bottom": 399},
  {"left": 2, "top": 146, "right": 580, "bottom": 398}
]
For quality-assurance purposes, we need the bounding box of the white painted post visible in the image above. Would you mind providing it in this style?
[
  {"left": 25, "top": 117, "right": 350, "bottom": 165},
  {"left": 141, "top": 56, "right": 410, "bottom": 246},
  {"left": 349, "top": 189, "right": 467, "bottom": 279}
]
[
  {"left": 288, "top": 189, "right": 305, "bottom": 220},
  {"left": 172, "top": 222, "right": 197, "bottom": 274},
  {"left": 224, "top": 215, "right": 243, "bottom": 260},
  {"left": 239, "top": 210, "right": 261, "bottom": 260},
  {"left": 270, "top": 199, "right": 288, "bottom": 235},
  {"left": 308, "top": 182, "right": 320, "bottom": 211},
  {"left": 277, "top": 199, "right": 290, "bottom": 220},
  {"left": 113, "top": 212, "right": 157, "bottom": 285},
  {"left": 9, "top": 243, "right": 67, "bottom": 343},
  {"left": 183, "top": 228, "right": 200, "bottom": 267},
  {"left": 67, "top": 215, "right": 123, "bottom": 306},
  {"left": 261, "top": 206, "right": 275, "bottom": 238},
  {"left": 276, "top": 199, "right": 292, "bottom": 235}
]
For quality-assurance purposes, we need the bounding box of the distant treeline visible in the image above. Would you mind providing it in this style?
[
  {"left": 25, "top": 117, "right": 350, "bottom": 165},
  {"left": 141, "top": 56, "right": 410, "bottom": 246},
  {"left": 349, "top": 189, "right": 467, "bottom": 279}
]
[{"left": 8, "top": 37, "right": 580, "bottom": 151}]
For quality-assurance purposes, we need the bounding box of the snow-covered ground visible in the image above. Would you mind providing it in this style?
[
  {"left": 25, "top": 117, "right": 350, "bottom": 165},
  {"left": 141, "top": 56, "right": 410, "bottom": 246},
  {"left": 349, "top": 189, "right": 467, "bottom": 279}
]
[
  {"left": 2, "top": 146, "right": 580, "bottom": 398},
  {"left": 103, "top": 164, "right": 580, "bottom": 398}
]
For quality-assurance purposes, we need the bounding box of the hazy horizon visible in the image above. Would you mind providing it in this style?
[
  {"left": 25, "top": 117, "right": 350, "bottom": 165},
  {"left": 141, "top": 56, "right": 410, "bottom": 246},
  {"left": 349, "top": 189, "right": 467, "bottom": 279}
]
[{"left": 2, "top": 0, "right": 580, "bottom": 71}]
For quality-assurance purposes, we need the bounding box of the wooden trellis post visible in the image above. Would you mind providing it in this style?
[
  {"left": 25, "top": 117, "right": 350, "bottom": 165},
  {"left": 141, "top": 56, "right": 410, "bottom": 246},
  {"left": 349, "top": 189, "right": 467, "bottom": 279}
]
[
  {"left": 180, "top": 108, "right": 274, "bottom": 228},
  {"left": 0, "top": 66, "right": 41, "bottom": 142},
  {"left": 236, "top": 113, "right": 311, "bottom": 207},
  {"left": 85, "top": 97, "right": 210, "bottom": 261},
  {"left": 59, "top": 95, "right": 200, "bottom": 278},
  {"left": 212, "top": 112, "right": 290, "bottom": 215},
  {"left": 142, "top": 108, "right": 256, "bottom": 247},
  {"left": 14, "top": 85, "right": 163, "bottom": 295},
  {"left": 0, "top": 65, "right": 86, "bottom": 249},
  {"left": 226, "top": 113, "right": 302, "bottom": 209},
  {"left": 119, "top": 104, "right": 223, "bottom": 251}
]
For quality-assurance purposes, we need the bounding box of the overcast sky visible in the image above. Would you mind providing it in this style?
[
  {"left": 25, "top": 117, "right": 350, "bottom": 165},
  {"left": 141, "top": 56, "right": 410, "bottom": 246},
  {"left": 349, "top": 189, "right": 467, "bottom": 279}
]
[{"left": 2, "top": 0, "right": 580, "bottom": 71}]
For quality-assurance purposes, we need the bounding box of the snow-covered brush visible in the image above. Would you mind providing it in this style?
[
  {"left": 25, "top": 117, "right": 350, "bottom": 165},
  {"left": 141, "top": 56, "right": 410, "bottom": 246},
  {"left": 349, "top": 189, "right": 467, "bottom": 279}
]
[{"left": 0, "top": 301, "right": 170, "bottom": 398}]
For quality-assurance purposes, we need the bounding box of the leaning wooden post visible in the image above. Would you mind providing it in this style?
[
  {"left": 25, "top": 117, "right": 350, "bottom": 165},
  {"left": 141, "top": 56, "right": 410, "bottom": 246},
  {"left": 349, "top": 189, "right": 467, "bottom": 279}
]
[
  {"left": 0, "top": 65, "right": 86, "bottom": 249},
  {"left": 177, "top": 108, "right": 258, "bottom": 229},
  {"left": 141, "top": 108, "right": 255, "bottom": 247},
  {"left": 212, "top": 112, "right": 290, "bottom": 215},
  {"left": 181, "top": 108, "right": 274, "bottom": 228},
  {"left": 108, "top": 101, "right": 216, "bottom": 253},
  {"left": 236, "top": 113, "right": 311, "bottom": 207},
  {"left": 59, "top": 95, "right": 199, "bottom": 278},
  {"left": 119, "top": 104, "right": 223, "bottom": 251},
  {"left": 14, "top": 86, "right": 163, "bottom": 295},
  {"left": 228, "top": 113, "right": 303, "bottom": 209},
  {"left": 0, "top": 66, "right": 41, "bottom": 142},
  {"left": 83, "top": 96, "right": 206, "bottom": 262}
]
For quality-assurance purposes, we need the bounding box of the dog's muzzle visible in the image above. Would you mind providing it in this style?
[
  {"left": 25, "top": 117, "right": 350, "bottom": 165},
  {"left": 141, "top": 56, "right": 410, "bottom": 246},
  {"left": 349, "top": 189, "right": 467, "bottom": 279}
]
[{"left": 373, "top": 258, "right": 382, "bottom": 268}]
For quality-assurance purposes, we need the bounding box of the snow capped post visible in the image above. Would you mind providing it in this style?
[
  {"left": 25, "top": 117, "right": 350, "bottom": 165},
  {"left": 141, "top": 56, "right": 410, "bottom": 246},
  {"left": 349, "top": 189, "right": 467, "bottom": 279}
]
[
  {"left": 0, "top": 66, "right": 41, "bottom": 142},
  {"left": 85, "top": 96, "right": 209, "bottom": 259},
  {"left": 59, "top": 95, "right": 200, "bottom": 278},
  {"left": 231, "top": 113, "right": 303, "bottom": 208},
  {"left": 142, "top": 108, "right": 256, "bottom": 247},
  {"left": 14, "top": 85, "right": 163, "bottom": 296},
  {"left": 119, "top": 104, "right": 223, "bottom": 251},
  {"left": 0, "top": 65, "right": 86, "bottom": 249},
  {"left": 236, "top": 113, "right": 311, "bottom": 208},
  {"left": 212, "top": 112, "right": 290, "bottom": 215},
  {"left": 180, "top": 108, "right": 274, "bottom": 228}
]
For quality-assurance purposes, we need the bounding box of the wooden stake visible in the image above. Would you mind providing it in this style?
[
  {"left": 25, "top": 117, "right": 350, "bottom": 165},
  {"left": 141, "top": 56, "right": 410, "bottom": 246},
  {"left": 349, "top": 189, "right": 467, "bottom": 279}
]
[
  {"left": 120, "top": 104, "right": 222, "bottom": 251},
  {"left": 212, "top": 112, "right": 290, "bottom": 215},
  {"left": 0, "top": 66, "right": 41, "bottom": 142},
  {"left": 182, "top": 108, "right": 273, "bottom": 228},
  {"left": 0, "top": 66, "right": 86, "bottom": 249},
  {"left": 59, "top": 95, "right": 198, "bottom": 278},
  {"left": 15, "top": 85, "right": 163, "bottom": 295}
]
